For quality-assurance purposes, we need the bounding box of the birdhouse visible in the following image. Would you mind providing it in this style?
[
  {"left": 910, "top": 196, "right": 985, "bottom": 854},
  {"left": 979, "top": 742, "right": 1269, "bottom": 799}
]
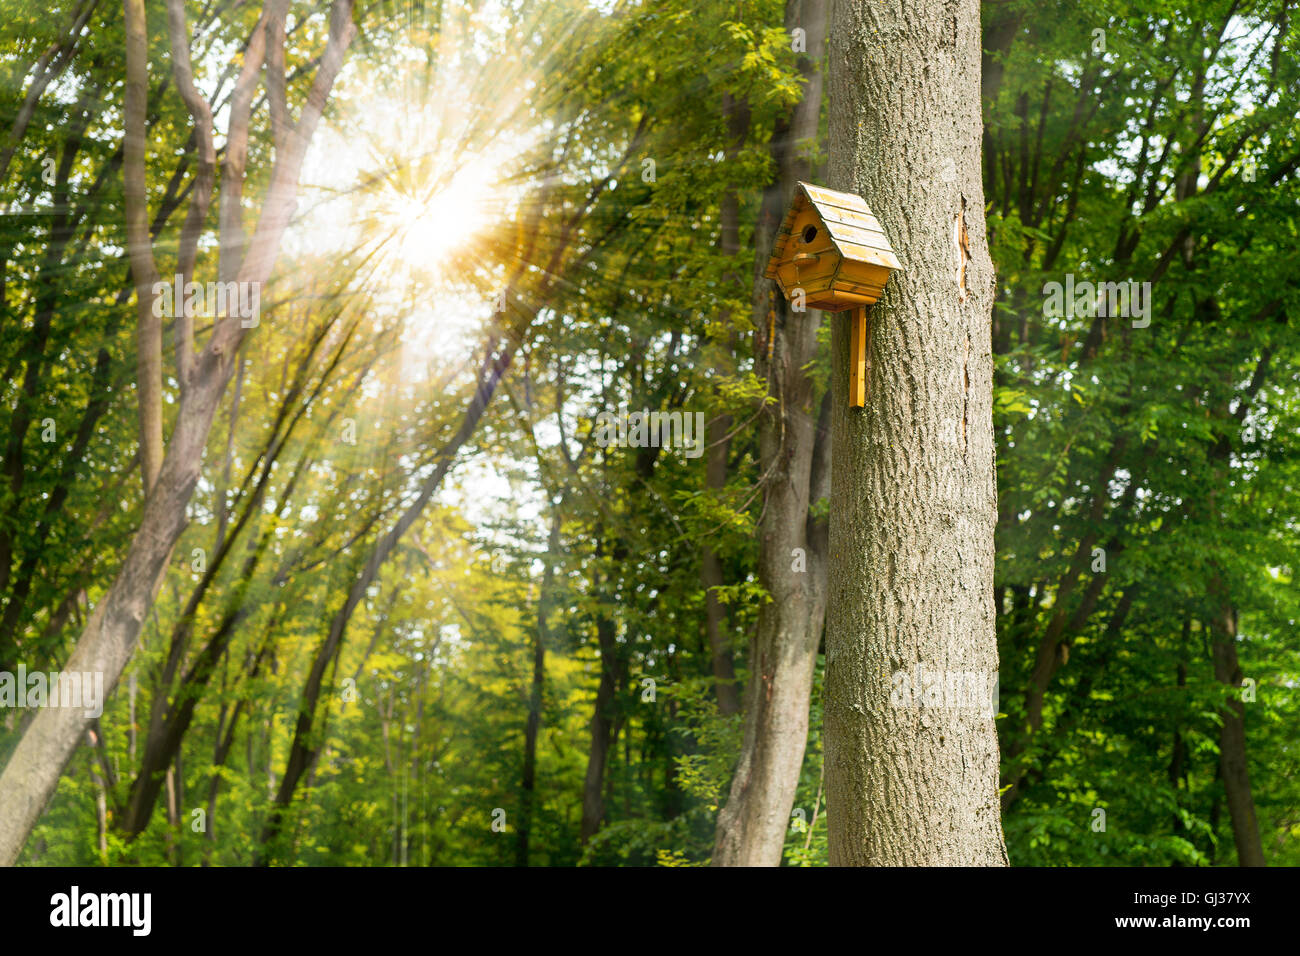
[{"left": 764, "top": 182, "right": 901, "bottom": 407}]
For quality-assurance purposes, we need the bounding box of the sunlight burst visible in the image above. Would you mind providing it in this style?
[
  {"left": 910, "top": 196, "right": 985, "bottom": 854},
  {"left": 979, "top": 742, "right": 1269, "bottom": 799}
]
[{"left": 385, "top": 158, "right": 503, "bottom": 280}]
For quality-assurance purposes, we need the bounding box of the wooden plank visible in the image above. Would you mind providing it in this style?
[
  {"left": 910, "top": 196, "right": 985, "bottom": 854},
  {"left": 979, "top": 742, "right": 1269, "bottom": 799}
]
[
  {"left": 821, "top": 210, "right": 884, "bottom": 228},
  {"left": 836, "top": 240, "right": 902, "bottom": 270},
  {"left": 849, "top": 306, "right": 867, "bottom": 408},
  {"left": 773, "top": 251, "right": 838, "bottom": 293},
  {"left": 822, "top": 220, "right": 892, "bottom": 249},
  {"left": 811, "top": 200, "right": 883, "bottom": 226},
  {"left": 833, "top": 284, "right": 887, "bottom": 303},
  {"left": 838, "top": 259, "right": 895, "bottom": 290},
  {"left": 801, "top": 183, "right": 866, "bottom": 207},
  {"left": 810, "top": 200, "right": 883, "bottom": 229}
]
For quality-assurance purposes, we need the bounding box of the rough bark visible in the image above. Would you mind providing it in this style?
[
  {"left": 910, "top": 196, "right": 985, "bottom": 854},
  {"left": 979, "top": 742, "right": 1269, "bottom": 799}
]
[
  {"left": 823, "top": 0, "right": 1008, "bottom": 865},
  {"left": 710, "top": 0, "right": 830, "bottom": 869}
]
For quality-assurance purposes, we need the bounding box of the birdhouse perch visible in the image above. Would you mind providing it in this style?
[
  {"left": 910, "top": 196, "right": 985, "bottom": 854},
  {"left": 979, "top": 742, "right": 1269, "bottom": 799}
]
[{"left": 764, "top": 182, "right": 901, "bottom": 408}]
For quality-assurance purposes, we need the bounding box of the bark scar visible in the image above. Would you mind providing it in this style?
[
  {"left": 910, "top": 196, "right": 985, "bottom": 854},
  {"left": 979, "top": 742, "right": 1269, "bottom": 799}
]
[
  {"left": 954, "top": 197, "right": 970, "bottom": 303},
  {"left": 962, "top": 332, "right": 970, "bottom": 454}
]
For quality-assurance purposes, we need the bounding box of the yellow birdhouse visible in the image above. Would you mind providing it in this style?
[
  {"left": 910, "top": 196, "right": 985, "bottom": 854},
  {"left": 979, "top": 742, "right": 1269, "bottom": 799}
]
[{"left": 764, "top": 182, "right": 901, "bottom": 407}]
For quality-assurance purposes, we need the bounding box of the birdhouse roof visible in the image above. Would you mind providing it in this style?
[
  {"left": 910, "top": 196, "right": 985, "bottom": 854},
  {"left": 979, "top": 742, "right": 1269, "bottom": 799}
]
[{"left": 763, "top": 182, "right": 901, "bottom": 279}]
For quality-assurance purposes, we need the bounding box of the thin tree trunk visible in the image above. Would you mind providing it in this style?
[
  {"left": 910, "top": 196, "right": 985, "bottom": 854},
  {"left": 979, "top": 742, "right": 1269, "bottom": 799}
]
[
  {"left": 1209, "top": 606, "right": 1266, "bottom": 866},
  {"left": 518, "top": 509, "right": 561, "bottom": 865},
  {"left": 0, "top": 91, "right": 99, "bottom": 615},
  {"left": 128, "top": 671, "right": 138, "bottom": 763},
  {"left": 259, "top": 337, "right": 522, "bottom": 857},
  {"left": 214, "top": 355, "right": 246, "bottom": 551},
  {"left": 94, "top": 779, "right": 109, "bottom": 862},
  {"left": 710, "top": 0, "right": 830, "bottom": 868},
  {"left": 204, "top": 619, "right": 276, "bottom": 866},
  {"left": 1168, "top": 620, "right": 1189, "bottom": 851},
  {"left": 164, "top": 763, "right": 179, "bottom": 865},
  {"left": 118, "top": 337, "right": 348, "bottom": 838},
  {"left": 700, "top": 532, "right": 739, "bottom": 714},
  {"left": 86, "top": 725, "right": 110, "bottom": 863},
  {"left": 580, "top": 611, "right": 620, "bottom": 844},
  {"left": 256, "top": 160, "right": 622, "bottom": 848},
  {"left": 823, "top": 0, "right": 1008, "bottom": 865},
  {"left": 123, "top": 0, "right": 164, "bottom": 495}
]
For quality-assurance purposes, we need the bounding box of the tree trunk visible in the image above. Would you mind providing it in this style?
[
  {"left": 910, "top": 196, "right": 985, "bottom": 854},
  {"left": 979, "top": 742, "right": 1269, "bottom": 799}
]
[
  {"left": 123, "top": 0, "right": 164, "bottom": 495},
  {"left": 710, "top": 0, "right": 830, "bottom": 869},
  {"left": 1209, "top": 607, "right": 1266, "bottom": 866},
  {"left": 518, "top": 509, "right": 560, "bottom": 865},
  {"left": 580, "top": 612, "right": 621, "bottom": 844},
  {"left": 823, "top": 0, "right": 1008, "bottom": 865}
]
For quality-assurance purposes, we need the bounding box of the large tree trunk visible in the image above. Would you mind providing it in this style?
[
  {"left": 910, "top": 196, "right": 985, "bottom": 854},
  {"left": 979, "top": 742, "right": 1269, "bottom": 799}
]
[
  {"left": 823, "top": 0, "right": 1008, "bottom": 865},
  {"left": 710, "top": 0, "right": 830, "bottom": 869}
]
